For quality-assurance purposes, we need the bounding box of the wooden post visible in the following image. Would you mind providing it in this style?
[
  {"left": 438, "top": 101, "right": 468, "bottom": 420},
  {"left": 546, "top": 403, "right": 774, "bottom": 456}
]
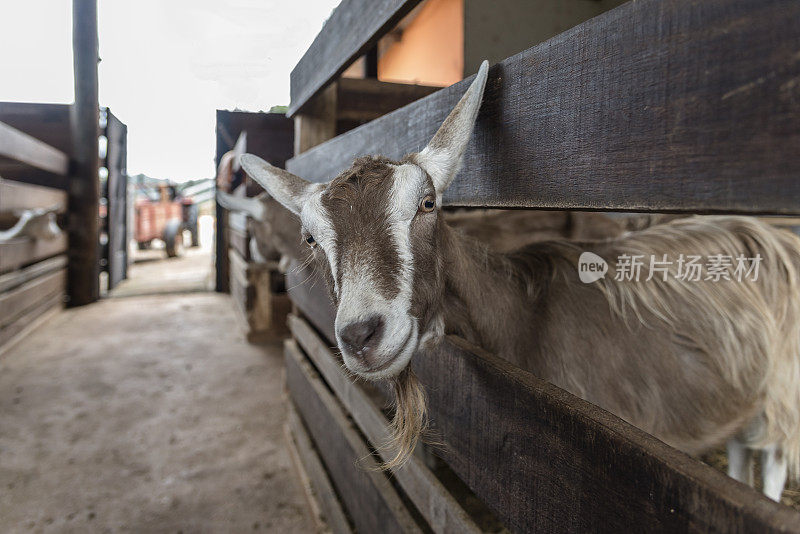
[
  {"left": 68, "top": 0, "right": 100, "bottom": 306},
  {"left": 293, "top": 83, "right": 337, "bottom": 156}
]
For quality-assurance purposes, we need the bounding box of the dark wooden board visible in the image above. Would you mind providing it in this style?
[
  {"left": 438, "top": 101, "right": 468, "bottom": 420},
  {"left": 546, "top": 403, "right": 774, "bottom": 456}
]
[
  {"left": 288, "top": 0, "right": 800, "bottom": 215},
  {"left": 286, "top": 258, "right": 800, "bottom": 533},
  {"left": 285, "top": 404, "right": 354, "bottom": 534},
  {"left": 336, "top": 78, "right": 441, "bottom": 123},
  {"left": 0, "top": 269, "right": 65, "bottom": 328},
  {"left": 287, "top": 0, "right": 422, "bottom": 117},
  {"left": 289, "top": 314, "right": 482, "bottom": 534},
  {"left": 0, "top": 233, "right": 68, "bottom": 275},
  {"left": 0, "top": 102, "right": 72, "bottom": 155},
  {"left": 103, "top": 109, "right": 128, "bottom": 289},
  {"left": 286, "top": 260, "right": 336, "bottom": 343},
  {"left": 284, "top": 339, "right": 422, "bottom": 534},
  {"left": 0, "top": 293, "right": 62, "bottom": 353},
  {"left": 0, "top": 178, "right": 67, "bottom": 213},
  {"left": 0, "top": 121, "right": 69, "bottom": 177}
]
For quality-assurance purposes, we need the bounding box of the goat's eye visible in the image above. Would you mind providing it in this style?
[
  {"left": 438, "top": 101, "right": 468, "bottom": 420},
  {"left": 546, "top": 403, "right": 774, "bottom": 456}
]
[
  {"left": 420, "top": 195, "right": 436, "bottom": 213},
  {"left": 305, "top": 234, "right": 316, "bottom": 246}
]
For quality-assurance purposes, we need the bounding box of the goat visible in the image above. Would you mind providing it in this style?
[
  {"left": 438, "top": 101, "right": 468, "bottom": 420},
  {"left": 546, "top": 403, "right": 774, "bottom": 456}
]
[
  {"left": 216, "top": 190, "right": 304, "bottom": 270},
  {"left": 241, "top": 62, "right": 800, "bottom": 500}
]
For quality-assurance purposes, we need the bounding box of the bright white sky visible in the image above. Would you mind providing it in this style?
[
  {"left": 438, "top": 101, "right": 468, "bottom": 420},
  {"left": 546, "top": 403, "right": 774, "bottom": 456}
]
[{"left": 0, "top": 0, "right": 340, "bottom": 181}]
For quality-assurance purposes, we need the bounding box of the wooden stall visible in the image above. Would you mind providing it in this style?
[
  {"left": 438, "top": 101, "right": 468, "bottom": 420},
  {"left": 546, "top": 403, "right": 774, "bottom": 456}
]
[
  {"left": 281, "top": 0, "right": 800, "bottom": 532},
  {"left": 0, "top": 103, "right": 130, "bottom": 294},
  {"left": 215, "top": 111, "right": 295, "bottom": 341},
  {"left": 0, "top": 129, "right": 69, "bottom": 354},
  {"left": 0, "top": 0, "right": 113, "bottom": 351}
]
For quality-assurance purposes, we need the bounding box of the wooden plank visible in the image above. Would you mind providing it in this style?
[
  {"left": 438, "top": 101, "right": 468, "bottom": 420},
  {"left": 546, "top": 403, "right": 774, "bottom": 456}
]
[
  {"left": 286, "top": 260, "right": 336, "bottom": 343},
  {"left": 288, "top": 0, "right": 800, "bottom": 215},
  {"left": 287, "top": 0, "right": 422, "bottom": 117},
  {"left": 285, "top": 403, "right": 354, "bottom": 534},
  {"left": 0, "top": 102, "right": 72, "bottom": 155},
  {"left": 289, "top": 314, "right": 481, "bottom": 534},
  {"left": 336, "top": 78, "right": 440, "bottom": 123},
  {"left": 294, "top": 83, "right": 338, "bottom": 155},
  {"left": 0, "top": 255, "right": 67, "bottom": 294},
  {"left": 284, "top": 339, "right": 422, "bottom": 534},
  {"left": 69, "top": 0, "right": 100, "bottom": 306},
  {"left": 285, "top": 257, "right": 800, "bottom": 532},
  {"left": 0, "top": 121, "right": 69, "bottom": 176},
  {"left": 418, "top": 337, "right": 800, "bottom": 533},
  {"left": 0, "top": 269, "right": 65, "bottom": 328},
  {"left": 0, "top": 233, "right": 68, "bottom": 274},
  {"left": 0, "top": 293, "right": 62, "bottom": 355},
  {"left": 0, "top": 177, "right": 67, "bottom": 213},
  {"left": 229, "top": 249, "right": 290, "bottom": 342}
]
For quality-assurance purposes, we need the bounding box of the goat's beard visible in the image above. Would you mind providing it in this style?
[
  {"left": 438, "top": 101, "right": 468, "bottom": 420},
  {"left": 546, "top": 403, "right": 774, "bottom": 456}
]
[{"left": 381, "top": 367, "right": 428, "bottom": 470}]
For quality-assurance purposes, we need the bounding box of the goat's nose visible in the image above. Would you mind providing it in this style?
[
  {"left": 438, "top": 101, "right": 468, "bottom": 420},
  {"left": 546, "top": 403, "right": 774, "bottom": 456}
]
[{"left": 340, "top": 316, "right": 385, "bottom": 356}]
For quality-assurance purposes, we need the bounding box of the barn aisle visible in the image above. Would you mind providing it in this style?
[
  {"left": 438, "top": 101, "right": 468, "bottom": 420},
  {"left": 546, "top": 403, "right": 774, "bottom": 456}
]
[{"left": 0, "top": 252, "right": 314, "bottom": 532}]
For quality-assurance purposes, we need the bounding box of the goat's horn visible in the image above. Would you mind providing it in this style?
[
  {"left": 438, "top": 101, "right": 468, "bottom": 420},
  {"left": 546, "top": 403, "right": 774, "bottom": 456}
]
[{"left": 216, "top": 190, "right": 266, "bottom": 221}]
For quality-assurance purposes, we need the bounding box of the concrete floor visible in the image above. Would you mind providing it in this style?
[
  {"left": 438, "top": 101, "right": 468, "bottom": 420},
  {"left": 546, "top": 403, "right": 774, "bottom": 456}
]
[{"left": 0, "top": 248, "right": 315, "bottom": 533}]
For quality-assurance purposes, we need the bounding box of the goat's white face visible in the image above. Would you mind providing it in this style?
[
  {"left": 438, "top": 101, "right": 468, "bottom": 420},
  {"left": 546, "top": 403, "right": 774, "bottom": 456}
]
[{"left": 242, "top": 61, "right": 489, "bottom": 380}]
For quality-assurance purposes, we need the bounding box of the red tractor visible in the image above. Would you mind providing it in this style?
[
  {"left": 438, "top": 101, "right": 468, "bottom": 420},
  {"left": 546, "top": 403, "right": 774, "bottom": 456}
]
[{"left": 134, "top": 183, "right": 198, "bottom": 257}]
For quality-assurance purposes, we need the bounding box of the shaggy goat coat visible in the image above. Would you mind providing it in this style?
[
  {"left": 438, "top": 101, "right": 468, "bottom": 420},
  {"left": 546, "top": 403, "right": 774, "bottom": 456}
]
[{"left": 430, "top": 214, "right": 800, "bottom": 476}]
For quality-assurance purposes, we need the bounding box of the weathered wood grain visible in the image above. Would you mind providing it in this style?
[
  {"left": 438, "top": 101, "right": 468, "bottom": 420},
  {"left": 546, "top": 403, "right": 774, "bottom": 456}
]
[
  {"left": 229, "top": 250, "right": 290, "bottom": 342},
  {"left": 288, "top": 0, "right": 800, "bottom": 214},
  {"left": 0, "top": 178, "right": 67, "bottom": 214},
  {"left": 287, "top": 0, "right": 422, "bottom": 117},
  {"left": 0, "top": 269, "right": 65, "bottom": 328},
  {"left": 284, "top": 339, "right": 422, "bottom": 533},
  {"left": 0, "top": 256, "right": 67, "bottom": 294},
  {"left": 286, "top": 260, "right": 336, "bottom": 343},
  {"left": 285, "top": 404, "right": 354, "bottom": 534},
  {"left": 0, "top": 294, "right": 62, "bottom": 354},
  {"left": 0, "top": 233, "right": 68, "bottom": 275},
  {"left": 289, "top": 314, "right": 482, "bottom": 534},
  {"left": 0, "top": 121, "right": 69, "bottom": 177},
  {"left": 336, "top": 78, "right": 440, "bottom": 123},
  {"left": 285, "top": 258, "right": 800, "bottom": 532}
]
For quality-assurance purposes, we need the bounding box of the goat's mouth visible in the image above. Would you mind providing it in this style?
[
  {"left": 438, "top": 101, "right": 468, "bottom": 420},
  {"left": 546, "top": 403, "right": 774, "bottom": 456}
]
[{"left": 341, "top": 320, "right": 418, "bottom": 381}]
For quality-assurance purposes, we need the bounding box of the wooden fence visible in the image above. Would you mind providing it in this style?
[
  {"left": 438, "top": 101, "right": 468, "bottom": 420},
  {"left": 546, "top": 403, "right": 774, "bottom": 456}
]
[
  {"left": 278, "top": 0, "right": 800, "bottom": 532},
  {"left": 0, "top": 127, "right": 69, "bottom": 353}
]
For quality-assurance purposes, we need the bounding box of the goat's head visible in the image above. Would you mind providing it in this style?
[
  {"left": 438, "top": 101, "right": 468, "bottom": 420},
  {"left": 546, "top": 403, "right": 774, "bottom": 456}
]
[{"left": 242, "top": 61, "right": 489, "bottom": 380}]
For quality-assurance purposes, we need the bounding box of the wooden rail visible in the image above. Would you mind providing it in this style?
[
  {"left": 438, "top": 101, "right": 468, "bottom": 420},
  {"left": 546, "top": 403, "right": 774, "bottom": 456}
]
[
  {"left": 0, "top": 178, "right": 67, "bottom": 214},
  {"left": 287, "top": 0, "right": 422, "bottom": 116},
  {"left": 286, "top": 262, "right": 800, "bottom": 533},
  {"left": 287, "top": 0, "right": 800, "bottom": 214},
  {"left": 289, "top": 314, "right": 482, "bottom": 534},
  {"left": 0, "top": 121, "right": 69, "bottom": 177},
  {"left": 284, "top": 339, "right": 423, "bottom": 533}
]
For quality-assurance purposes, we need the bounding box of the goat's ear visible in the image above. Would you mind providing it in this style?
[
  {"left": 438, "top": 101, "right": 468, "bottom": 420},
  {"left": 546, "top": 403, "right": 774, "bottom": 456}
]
[
  {"left": 240, "top": 154, "right": 315, "bottom": 216},
  {"left": 416, "top": 60, "right": 489, "bottom": 194},
  {"left": 216, "top": 190, "right": 266, "bottom": 221}
]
